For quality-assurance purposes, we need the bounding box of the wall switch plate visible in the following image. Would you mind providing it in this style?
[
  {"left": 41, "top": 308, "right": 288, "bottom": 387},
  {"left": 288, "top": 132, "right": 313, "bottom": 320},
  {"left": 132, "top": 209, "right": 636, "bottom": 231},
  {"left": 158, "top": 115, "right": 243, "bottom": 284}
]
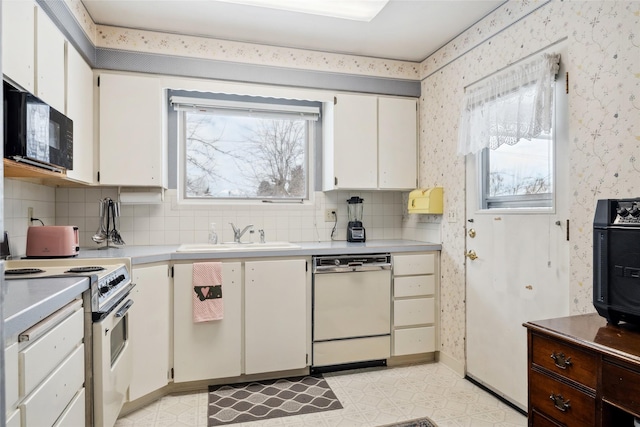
[
  {"left": 447, "top": 209, "right": 457, "bottom": 223},
  {"left": 325, "top": 209, "right": 337, "bottom": 222}
]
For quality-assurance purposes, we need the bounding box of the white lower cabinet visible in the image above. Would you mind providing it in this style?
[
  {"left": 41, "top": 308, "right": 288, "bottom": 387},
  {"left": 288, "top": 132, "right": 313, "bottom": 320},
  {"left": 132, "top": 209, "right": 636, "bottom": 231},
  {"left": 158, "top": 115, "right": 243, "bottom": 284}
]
[
  {"left": 129, "top": 264, "right": 171, "bottom": 401},
  {"left": 5, "top": 341, "right": 19, "bottom": 427},
  {"left": 15, "top": 300, "right": 85, "bottom": 427},
  {"left": 392, "top": 252, "right": 439, "bottom": 356},
  {"left": 173, "top": 258, "right": 309, "bottom": 383},
  {"left": 245, "top": 259, "right": 307, "bottom": 374},
  {"left": 173, "top": 262, "right": 242, "bottom": 382}
]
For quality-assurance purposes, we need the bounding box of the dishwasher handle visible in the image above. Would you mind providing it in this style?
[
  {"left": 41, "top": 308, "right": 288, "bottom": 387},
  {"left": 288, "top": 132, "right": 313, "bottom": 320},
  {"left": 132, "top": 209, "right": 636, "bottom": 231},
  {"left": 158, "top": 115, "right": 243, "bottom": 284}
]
[{"left": 314, "top": 263, "right": 391, "bottom": 273}]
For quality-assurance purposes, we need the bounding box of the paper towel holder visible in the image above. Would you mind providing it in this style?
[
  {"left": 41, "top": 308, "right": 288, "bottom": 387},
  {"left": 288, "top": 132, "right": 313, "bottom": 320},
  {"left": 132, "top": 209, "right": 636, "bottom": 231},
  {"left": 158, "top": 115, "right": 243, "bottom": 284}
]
[{"left": 408, "top": 187, "right": 443, "bottom": 214}]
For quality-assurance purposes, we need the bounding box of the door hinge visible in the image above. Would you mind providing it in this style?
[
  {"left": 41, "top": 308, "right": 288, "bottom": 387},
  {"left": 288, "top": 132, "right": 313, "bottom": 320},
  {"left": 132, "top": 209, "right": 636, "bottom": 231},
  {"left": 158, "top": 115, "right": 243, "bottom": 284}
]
[
  {"left": 170, "top": 266, "right": 174, "bottom": 277},
  {"left": 566, "top": 219, "right": 570, "bottom": 241},
  {"left": 565, "top": 72, "right": 569, "bottom": 94},
  {"left": 97, "top": 171, "right": 100, "bottom": 182},
  {"left": 305, "top": 261, "right": 308, "bottom": 272},
  {"left": 170, "top": 368, "right": 174, "bottom": 379},
  {"left": 97, "top": 76, "right": 100, "bottom": 87}
]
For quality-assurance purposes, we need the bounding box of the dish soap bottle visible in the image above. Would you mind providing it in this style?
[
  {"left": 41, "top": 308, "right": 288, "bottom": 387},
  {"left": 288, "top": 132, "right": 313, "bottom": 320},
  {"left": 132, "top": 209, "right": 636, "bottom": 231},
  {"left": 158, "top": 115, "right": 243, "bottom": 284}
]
[{"left": 208, "top": 223, "right": 218, "bottom": 245}]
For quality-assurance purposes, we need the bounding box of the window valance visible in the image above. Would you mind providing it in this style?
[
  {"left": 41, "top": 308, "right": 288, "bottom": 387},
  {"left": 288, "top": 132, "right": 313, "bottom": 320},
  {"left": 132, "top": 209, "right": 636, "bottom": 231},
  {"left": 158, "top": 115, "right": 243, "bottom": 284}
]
[{"left": 457, "top": 53, "right": 561, "bottom": 156}]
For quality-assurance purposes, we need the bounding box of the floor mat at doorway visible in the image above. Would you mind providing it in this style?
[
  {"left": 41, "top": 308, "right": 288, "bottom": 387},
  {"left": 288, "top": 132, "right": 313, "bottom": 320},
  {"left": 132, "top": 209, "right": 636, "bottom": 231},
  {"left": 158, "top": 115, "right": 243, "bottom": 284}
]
[{"left": 207, "top": 374, "right": 343, "bottom": 426}]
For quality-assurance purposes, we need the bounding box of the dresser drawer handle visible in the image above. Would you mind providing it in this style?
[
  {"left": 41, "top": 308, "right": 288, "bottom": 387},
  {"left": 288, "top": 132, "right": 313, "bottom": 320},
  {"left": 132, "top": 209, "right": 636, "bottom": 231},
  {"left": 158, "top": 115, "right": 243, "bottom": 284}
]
[
  {"left": 549, "top": 393, "right": 571, "bottom": 412},
  {"left": 550, "top": 352, "right": 572, "bottom": 369}
]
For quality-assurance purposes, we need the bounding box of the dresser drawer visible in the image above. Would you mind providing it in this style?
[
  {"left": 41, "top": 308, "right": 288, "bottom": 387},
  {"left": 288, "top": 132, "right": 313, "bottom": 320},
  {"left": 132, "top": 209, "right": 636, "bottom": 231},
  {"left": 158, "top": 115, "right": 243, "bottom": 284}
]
[
  {"left": 394, "top": 275, "right": 435, "bottom": 298},
  {"left": 602, "top": 360, "right": 640, "bottom": 416},
  {"left": 393, "top": 254, "right": 435, "bottom": 276},
  {"left": 531, "top": 334, "right": 597, "bottom": 389},
  {"left": 394, "top": 298, "right": 434, "bottom": 326},
  {"left": 530, "top": 369, "right": 595, "bottom": 427}
]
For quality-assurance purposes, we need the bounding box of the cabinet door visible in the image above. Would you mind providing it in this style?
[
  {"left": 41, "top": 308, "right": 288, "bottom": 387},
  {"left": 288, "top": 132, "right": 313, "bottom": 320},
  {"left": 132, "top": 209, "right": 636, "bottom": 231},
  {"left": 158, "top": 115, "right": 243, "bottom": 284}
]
[
  {"left": 99, "top": 73, "right": 163, "bottom": 186},
  {"left": 66, "top": 47, "right": 95, "bottom": 184},
  {"left": 2, "top": 0, "right": 35, "bottom": 92},
  {"left": 331, "top": 94, "right": 378, "bottom": 189},
  {"left": 245, "top": 259, "right": 307, "bottom": 374},
  {"left": 378, "top": 97, "right": 417, "bottom": 189},
  {"left": 35, "top": 6, "right": 66, "bottom": 113},
  {"left": 173, "top": 262, "right": 242, "bottom": 382},
  {"left": 5, "top": 341, "right": 18, "bottom": 411},
  {"left": 129, "top": 264, "right": 171, "bottom": 401}
]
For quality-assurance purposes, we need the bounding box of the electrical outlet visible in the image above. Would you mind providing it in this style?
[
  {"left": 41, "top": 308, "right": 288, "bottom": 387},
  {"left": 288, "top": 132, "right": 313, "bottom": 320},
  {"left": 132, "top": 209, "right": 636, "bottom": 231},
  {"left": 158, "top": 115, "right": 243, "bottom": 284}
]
[
  {"left": 324, "top": 209, "right": 337, "bottom": 222},
  {"left": 27, "top": 207, "right": 33, "bottom": 222}
]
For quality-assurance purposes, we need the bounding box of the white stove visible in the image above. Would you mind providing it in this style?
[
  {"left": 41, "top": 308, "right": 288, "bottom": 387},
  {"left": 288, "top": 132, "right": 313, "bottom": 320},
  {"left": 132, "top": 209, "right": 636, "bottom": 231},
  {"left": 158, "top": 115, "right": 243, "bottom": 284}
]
[{"left": 5, "top": 258, "right": 132, "bottom": 320}]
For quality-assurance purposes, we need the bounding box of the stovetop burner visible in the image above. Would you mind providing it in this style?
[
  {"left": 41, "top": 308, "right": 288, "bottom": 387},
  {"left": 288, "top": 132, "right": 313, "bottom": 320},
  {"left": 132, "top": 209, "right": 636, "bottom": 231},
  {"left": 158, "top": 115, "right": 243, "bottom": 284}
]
[
  {"left": 5, "top": 268, "right": 45, "bottom": 275},
  {"left": 65, "top": 266, "right": 106, "bottom": 273}
]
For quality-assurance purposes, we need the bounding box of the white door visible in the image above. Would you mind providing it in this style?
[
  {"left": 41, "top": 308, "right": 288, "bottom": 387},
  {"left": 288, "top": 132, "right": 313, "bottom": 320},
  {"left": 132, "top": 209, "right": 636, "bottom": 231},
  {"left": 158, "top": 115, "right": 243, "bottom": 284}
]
[{"left": 465, "top": 47, "right": 569, "bottom": 410}]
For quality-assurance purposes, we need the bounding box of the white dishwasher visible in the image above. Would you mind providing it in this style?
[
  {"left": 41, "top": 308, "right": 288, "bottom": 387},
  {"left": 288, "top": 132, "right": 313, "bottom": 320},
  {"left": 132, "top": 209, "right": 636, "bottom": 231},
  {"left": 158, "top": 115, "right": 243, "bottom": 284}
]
[{"left": 312, "top": 254, "right": 391, "bottom": 371}]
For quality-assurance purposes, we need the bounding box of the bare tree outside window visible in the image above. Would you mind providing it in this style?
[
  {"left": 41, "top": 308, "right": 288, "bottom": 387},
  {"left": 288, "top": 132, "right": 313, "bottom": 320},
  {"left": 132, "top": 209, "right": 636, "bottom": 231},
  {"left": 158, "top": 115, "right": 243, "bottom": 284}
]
[{"left": 183, "top": 111, "right": 309, "bottom": 200}]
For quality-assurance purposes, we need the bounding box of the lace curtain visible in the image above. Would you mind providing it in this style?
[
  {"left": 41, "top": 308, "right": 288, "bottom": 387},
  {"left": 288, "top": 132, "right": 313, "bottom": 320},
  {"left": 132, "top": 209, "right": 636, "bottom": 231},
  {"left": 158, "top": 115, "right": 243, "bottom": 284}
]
[{"left": 457, "top": 53, "right": 561, "bottom": 156}]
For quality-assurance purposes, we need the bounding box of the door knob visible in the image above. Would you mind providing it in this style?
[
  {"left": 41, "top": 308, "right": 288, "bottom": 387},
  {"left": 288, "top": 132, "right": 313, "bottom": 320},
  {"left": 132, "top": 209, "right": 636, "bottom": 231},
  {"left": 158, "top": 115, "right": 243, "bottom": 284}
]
[
  {"left": 465, "top": 250, "right": 478, "bottom": 260},
  {"left": 468, "top": 228, "right": 476, "bottom": 238}
]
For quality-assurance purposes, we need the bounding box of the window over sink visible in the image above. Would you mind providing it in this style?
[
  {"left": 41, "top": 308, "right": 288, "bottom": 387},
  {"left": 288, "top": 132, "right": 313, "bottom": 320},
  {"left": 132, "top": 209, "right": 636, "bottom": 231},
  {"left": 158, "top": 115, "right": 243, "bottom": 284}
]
[{"left": 171, "top": 92, "right": 320, "bottom": 202}]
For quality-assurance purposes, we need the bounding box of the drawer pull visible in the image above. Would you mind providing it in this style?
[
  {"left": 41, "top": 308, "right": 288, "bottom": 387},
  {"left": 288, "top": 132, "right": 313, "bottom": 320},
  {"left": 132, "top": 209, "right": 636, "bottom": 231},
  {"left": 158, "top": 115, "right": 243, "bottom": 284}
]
[
  {"left": 549, "top": 393, "right": 571, "bottom": 412},
  {"left": 550, "top": 351, "right": 572, "bottom": 369}
]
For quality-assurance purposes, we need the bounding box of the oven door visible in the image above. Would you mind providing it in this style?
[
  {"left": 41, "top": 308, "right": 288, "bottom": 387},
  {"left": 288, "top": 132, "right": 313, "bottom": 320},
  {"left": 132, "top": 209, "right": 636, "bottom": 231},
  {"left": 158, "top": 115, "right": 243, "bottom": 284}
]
[{"left": 93, "top": 296, "right": 134, "bottom": 427}]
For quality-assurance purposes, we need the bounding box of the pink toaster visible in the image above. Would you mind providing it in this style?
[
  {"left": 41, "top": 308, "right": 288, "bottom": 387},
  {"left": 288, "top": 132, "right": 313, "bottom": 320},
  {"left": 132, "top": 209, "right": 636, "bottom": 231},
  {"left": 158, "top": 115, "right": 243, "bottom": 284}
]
[{"left": 26, "top": 226, "right": 80, "bottom": 258}]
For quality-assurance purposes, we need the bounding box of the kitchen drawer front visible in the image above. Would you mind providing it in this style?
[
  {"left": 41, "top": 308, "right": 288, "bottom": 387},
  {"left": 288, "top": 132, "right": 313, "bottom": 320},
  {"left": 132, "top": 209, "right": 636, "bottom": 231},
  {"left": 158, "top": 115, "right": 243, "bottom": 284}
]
[
  {"left": 20, "top": 307, "right": 83, "bottom": 396},
  {"left": 530, "top": 369, "right": 595, "bottom": 427},
  {"left": 313, "top": 336, "right": 390, "bottom": 367},
  {"left": 531, "top": 334, "right": 597, "bottom": 390},
  {"left": 6, "top": 342, "right": 18, "bottom": 409},
  {"left": 394, "top": 275, "right": 435, "bottom": 298},
  {"left": 394, "top": 298, "right": 434, "bottom": 327},
  {"left": 53, "top": 388, "right": 85, "bottom": 427},
  {"left": 602, "top": 360, "right": 640, "bottom": 416},
  {"left": 530, "top": 409, "right": 564, "bottom": 427},
  {"left": 6, "top": 408, "right": 20, "bottom": 427},
  {"left": 393, "top": 326, "right": 435, "bottom": 356},
  {"left": 393, "top": 254, "right": 435, "bottom": 276},
  {"left": 20, "top": 344, "right": 84, "bottom": 427}
]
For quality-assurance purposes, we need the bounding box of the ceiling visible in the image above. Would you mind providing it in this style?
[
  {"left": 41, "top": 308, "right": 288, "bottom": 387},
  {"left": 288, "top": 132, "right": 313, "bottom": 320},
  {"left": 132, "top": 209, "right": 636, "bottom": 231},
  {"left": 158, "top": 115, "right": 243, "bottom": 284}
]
[{"left": 81, "top": 0, "right": 505, "bottom": 62}]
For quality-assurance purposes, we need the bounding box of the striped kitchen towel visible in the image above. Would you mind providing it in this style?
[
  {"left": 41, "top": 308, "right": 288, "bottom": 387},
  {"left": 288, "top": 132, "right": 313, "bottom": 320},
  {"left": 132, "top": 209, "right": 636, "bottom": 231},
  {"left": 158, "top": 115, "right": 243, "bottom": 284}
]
[{"left": 192, "top": 262, "right": 223, "bottom": 322}]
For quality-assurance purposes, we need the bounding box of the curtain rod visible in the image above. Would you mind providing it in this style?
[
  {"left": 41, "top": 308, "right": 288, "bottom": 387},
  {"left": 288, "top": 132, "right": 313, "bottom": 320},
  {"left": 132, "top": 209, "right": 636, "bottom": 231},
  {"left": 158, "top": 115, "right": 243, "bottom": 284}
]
[{"left": 464, "top": 37, "right": 567, "bottom": 90}]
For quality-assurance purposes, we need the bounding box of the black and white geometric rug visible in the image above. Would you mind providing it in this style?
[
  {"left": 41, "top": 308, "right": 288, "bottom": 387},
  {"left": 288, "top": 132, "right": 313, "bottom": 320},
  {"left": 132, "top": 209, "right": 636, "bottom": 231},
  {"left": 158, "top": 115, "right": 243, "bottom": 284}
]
[
  {"left": 382, "top": 417, "right": 438, "bottom": 427},
  {"left": 208, "top": 375, "right": 343, "bottom": 426}
]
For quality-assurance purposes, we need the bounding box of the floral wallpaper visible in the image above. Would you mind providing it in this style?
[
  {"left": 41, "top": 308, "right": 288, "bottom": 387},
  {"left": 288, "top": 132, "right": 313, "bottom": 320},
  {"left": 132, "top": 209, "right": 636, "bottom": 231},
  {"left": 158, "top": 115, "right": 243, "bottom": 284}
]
[{"left": 419, "top": 0, "right": 639, "bottom": 366}]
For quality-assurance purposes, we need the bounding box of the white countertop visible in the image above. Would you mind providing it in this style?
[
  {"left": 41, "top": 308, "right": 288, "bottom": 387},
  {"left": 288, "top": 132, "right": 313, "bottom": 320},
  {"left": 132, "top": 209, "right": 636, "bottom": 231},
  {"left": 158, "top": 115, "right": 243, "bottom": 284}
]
[{"left": 3, "top": 276, "right": 91, "bottom": 339}]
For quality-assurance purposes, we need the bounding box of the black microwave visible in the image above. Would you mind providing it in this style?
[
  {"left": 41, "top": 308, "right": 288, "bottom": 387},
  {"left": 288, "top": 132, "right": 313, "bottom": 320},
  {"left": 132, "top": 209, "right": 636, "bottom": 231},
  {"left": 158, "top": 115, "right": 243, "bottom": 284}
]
[
  {"left": 3, "top": 81, "right": 73, "bottom": 171},
  {"left": 593, "top": 198, "right": 640, "bottom": 325}
]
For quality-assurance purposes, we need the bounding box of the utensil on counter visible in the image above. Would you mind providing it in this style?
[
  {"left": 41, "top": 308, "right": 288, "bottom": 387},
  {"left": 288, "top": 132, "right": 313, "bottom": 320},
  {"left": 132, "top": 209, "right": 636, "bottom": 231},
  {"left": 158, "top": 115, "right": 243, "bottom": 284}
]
[{"left": 94, "top": 197, "right": 125, "bottom": 249}]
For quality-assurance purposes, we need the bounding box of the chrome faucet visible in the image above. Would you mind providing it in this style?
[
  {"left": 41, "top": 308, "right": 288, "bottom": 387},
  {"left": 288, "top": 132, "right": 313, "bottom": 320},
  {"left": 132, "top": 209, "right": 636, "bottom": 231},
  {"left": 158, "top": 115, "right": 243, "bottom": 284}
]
[{"left": 229, "top": 223, "right": 254, "bottom": 243}]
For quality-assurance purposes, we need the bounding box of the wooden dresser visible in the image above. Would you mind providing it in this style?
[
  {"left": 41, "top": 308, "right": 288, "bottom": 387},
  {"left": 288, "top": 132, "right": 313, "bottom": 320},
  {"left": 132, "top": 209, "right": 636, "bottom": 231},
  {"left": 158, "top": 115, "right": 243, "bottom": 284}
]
[{"left": 524, "top": 313, "right": 640, "bottom": 427}]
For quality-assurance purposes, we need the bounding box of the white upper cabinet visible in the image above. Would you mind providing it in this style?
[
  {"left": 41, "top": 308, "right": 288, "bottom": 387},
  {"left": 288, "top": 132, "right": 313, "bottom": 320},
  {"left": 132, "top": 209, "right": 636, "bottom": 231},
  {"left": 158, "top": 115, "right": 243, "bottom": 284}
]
[
  {"left": 323, "top": 93, "right": 417, "bottom": 191},
  {"left": 66, "top": 48, "right": 95, "bottom": 184},
  {"left": 98, "top": 72, "right": 165, "bottom": 187},
  {"left": 378, "top": 97, "right": 417, "bottom": 189},
  {"left": 326, "top": 94, "right": 378, "bottom": 190},
  {"left": 35, "top": 6, "right": 66, "bottom": 113},
  {"left": 2, "top": 0, "right": 35, "bottom": 92}
]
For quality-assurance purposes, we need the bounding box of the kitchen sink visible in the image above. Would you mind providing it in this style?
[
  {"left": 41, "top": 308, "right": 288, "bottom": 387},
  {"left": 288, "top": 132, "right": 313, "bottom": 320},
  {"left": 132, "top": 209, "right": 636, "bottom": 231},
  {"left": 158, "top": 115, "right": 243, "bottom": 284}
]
[{"left": 176, "top": 242, "right": 301, "bottom": 252}]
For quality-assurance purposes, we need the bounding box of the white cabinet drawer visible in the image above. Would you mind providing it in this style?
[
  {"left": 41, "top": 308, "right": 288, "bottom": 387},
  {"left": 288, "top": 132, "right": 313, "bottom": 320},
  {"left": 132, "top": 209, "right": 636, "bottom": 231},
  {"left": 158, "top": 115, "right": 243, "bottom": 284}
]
[
  {"left": 20, "top": 308, "right": 83, "bottom": 396},
  {"left": 394, "top": 275, "right": 435, "bottom": 297},
  {"left": 6, "top": 341, "right": 18, "bottom": 409},
  {"left": 313, "top": 336, "right": 390, "bottom": 367},
  {"left": 394, "top": 298, "right": 435, "bottom": 326},
  {"left": 394, "top": 254, "right": 435, "bottom": 275},
  {"left": 394, "top": 326, "right": 436, "bottom": 356},
  {"left": 20, "top": 344, "right": 84, "bottom": 427},
  {"left": 53, "top": 388, "right": 85, "bottom": 427},
  {"left": 6, "top": 408, "right": 20, "bottom": 427}
]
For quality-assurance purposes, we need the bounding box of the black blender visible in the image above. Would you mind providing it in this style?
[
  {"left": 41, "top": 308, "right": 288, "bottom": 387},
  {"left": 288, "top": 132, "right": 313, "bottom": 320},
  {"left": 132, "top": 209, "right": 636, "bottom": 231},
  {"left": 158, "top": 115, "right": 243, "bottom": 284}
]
[{"left": 346, "top": 196, "right": 366, "bottom": 242}]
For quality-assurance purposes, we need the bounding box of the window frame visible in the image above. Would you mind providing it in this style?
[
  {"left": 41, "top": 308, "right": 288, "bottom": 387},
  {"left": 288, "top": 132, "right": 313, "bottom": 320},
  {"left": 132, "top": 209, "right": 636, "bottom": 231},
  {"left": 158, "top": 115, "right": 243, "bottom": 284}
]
[{"left": 173, "top": 93, "right": 319, "bottom": 205}]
